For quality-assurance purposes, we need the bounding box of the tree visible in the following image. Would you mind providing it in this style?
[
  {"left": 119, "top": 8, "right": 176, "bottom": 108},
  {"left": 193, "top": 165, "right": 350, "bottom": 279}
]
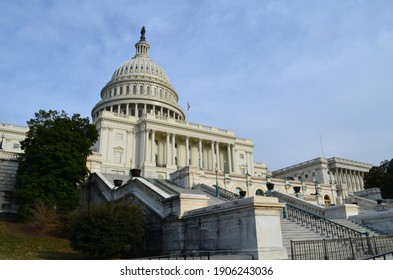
[
  {"left": 364, "top": 159, "right": 393, "bottom": 199},
  {"left": 15, "top": 110, "right": 98, "bottom": 215},
  {"left": 69, "top": 202, "right": 145, "bottom": 259}
]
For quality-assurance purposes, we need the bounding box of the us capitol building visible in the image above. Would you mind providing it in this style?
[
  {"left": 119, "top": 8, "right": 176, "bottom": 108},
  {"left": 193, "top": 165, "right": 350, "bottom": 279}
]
[
  {"left": 1, "top": 27, "right": 373, "bottom": 207},
  {"left": 3, "top": 27, "right": 390, "bottom": 260}
]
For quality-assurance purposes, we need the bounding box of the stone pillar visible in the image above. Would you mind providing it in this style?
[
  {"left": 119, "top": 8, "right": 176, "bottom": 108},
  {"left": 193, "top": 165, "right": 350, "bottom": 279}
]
[
  {"left": 232, "top": 145, "right": 237, "bottom": 173},
  {"left": 250, "top": 152, "right": 254, "bottom": 175},
  {"left": 135, "top": 103, "right": 138, "bottom": 116},
  {"left": 211, "top": 141, "right": 215, "bottom": 171},
  {"left": 360, "top": 172, "right": 365, "bottom": 189},
  {"left": 185, "top": 136, "right": 190, "bottom": 166},
  {"left": 151, "top": 130, "right": 156, "bottom": 163},
  {"left": 216, "top": 142, "right": 220, "bottom": 171},
  {"left": 143, "top": 128, "right": 149, "bottom": 164},
  {"left": 125, "top": 130, "right": 133, "bottom": 169},
  {"left": 172, "top": 134, "right": 176, "bottom": 166},
  {"left": 166, "top": 133, "right": 170, "bottom": 166},
  {"left": 199, "top": 139, "right": 203, "bottom": 169},
  {"left": 126, "top": 103, "right": 129, "bottom": 115},
  {"left": 227, "top": 144, "right": 232, "bottom": 173}
]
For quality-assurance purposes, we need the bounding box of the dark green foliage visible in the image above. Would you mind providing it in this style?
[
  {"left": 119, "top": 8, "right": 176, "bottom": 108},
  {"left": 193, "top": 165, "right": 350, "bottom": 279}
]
[
  {"left": 15, "top": 110, "right": 98, "bottom": 215},
  {"left": 364, "top": 159, "right": 393, "bottom": 199},
  {"left": 69, "top": 202, "right": 144, "bottom": 259}
]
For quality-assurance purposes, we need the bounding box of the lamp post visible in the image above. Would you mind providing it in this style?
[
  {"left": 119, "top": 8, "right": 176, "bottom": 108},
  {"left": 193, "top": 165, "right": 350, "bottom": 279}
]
[
  {"left": 0, "top": 133, "right": 4, "bottom": 150},
  {"left": 246, "top": 168, "right": 250, "bottom": 197},
  {"left": 215, "top": 166, "right": 219, "bottom": 198}
]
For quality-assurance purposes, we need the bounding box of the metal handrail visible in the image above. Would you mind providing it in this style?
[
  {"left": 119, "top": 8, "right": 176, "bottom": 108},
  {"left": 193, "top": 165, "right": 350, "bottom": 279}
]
[
  {"left": 286, "top": 203, "right": 369, "bottom": 238},
  {"left": 363, "top": 250, "right": 393, "bottom": 260}
]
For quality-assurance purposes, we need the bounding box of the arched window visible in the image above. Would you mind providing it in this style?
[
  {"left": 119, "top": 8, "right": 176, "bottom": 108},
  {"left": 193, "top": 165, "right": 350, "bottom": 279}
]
[
  {"left": 255, "top": 189, "right": 264, "bottom": 196},
  {"left": 234, "top": 187, "right": 242, "bottom": 195},
  {"left": 324, "top": 195, "right": 331, "bottom": 206}
]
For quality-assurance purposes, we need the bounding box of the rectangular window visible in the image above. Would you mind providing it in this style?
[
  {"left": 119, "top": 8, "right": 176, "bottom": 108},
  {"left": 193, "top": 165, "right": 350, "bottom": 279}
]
[
  {"left": 114, "top": 151, "right": 123, "bottom": 163},
  {"left": 13, "top": 143, "right": 20, "bottom": 149}
]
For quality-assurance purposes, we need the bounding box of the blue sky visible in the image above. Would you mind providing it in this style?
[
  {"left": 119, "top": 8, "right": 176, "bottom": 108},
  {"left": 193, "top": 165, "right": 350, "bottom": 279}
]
[{"left": 1, "top": 0, "right": 392, "bottom": 171}]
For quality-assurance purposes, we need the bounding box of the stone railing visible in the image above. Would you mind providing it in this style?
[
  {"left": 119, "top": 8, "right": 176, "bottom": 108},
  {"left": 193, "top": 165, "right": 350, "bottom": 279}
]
[
  {"left": 91, "top": 173, "right": 113, "bottom": 202},
  {"left": 273, "top": 191, "right": 325, "bottom": 217},
  {"left": 128, "top": 177, "right": 175, "bottom": 218},
  {"left": 194, "top": 184, "right": 240, "bottom": 201},
  {"left": 347, "top": 194, "right": 393, "bottom": 211},
  {"left": 91, "top": 174, "right": 175, "bottom": 218},
  {"left": 0, "top": 151, "right": 20, "bottom": 160}
]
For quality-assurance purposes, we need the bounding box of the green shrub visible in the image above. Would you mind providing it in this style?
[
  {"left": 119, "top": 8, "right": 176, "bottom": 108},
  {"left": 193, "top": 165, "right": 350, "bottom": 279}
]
[
  {"left": 25, "top": 202, "right": 58, "bottom": 231},
  {"left": 69, "top": 202, "right": 144, "bottom": 258}
]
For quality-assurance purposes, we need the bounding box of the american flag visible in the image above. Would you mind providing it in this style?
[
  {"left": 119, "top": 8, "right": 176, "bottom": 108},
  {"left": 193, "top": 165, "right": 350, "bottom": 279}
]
[{"left": 187, "top": 102, "right": 191, "bottom": 111}]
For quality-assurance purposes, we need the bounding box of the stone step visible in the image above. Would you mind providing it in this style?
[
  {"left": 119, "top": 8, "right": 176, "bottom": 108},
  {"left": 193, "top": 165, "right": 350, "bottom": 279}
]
[
  {"left": 280, "top": 218, "right": 326, "bottom": 259},
  {"left": 330, "top": 219, "right": 382, "bottom": 236}
]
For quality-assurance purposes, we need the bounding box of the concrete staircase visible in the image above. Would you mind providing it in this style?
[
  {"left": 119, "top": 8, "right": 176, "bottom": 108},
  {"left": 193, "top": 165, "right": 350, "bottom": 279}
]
[
  {"left": 280, "top": 216, "right": 326, "bottom": 259},
  {"left": 281, "top": 216, "right": 383, "bottom": 259}
]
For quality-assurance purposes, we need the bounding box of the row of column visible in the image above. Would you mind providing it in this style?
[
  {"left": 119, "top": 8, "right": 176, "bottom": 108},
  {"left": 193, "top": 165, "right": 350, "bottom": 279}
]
[
  {"left": 103, "top": 83, "right": 176, "bottom": 104},
  {"left": 144, "top": 129, "right": 237, "bottom": 173},
  {"left": 333, "top": 168, "right": 365, "bottom": 192},
  {"left": 94, "top": 102, "right": 183, "bottom": 121}
]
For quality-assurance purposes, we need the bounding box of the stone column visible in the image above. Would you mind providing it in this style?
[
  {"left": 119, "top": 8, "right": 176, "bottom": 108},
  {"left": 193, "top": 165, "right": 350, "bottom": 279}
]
[
  {"left": 250, "top": 152, "right": 254, "bottom": 175},
  {"left": 211, "top": 141, "right": 215, "bottom": 171},
  {"left": 151, "top": 130, "right": 156, "bottom": 163},
  {"left": 172, "top": 134, "right": 176, "bottom": 166},
  {"left": 125, "top": 130, "right": 133, "bottom": 169},
  {"left": 216, "top": 142, "right": 220, "bottom": 171},
  {"left": 199, "top": 139, "right": 203, "bottom": 169},
  {"left": 166, "top": 133, "right": 170, "bottom": 166},
  {"left": 360, "top": 172, "right": 365, "bottom": 189},
  {"left": 227, "top": 144, "right": 232, "bottom": 173},
  {"left": 135, "top": 103, "right": 138, "bottom": 116},
  {"left": 126, "top": 103, "right": 129, "bottom": 115},
  {"left": 185, "top": 136, "right": 190, "bottom": 166},
  {"left": 356, "top": 171, "right": 362, "bottom": 191},
  {"left": 143, "top": 128, "right": 149, "bottom": 164},
  {"left": 231, "top": 145, "right": 237, "bottom": 173}
]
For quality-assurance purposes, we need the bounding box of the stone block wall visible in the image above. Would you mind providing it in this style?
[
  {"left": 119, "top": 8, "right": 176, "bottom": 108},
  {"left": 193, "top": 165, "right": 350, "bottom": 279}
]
[{"left": 161, "top": 196, "right": 288, "bottom": 260}]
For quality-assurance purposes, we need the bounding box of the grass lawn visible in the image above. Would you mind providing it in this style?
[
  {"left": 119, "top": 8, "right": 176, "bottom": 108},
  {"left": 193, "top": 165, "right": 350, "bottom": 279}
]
[{"left": 0, "top": 220, "right": 87, "bottom": 260}]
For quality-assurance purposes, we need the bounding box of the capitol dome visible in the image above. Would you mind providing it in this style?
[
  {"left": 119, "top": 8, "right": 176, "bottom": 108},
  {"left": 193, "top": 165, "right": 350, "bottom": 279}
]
[{"left": 92, "top": 27, "right": 185, "bottom": 122}]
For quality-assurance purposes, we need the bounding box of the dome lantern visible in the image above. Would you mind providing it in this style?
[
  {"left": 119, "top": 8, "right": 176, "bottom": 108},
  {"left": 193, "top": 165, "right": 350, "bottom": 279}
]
[{"left": 135, "top": 26, "right": 150, "bottom": 57}]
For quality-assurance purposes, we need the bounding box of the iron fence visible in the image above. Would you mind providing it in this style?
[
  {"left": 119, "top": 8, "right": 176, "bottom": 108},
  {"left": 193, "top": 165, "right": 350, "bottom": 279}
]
[{"left": 291, "top": 236, "right": 393, "bottom": 260}]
